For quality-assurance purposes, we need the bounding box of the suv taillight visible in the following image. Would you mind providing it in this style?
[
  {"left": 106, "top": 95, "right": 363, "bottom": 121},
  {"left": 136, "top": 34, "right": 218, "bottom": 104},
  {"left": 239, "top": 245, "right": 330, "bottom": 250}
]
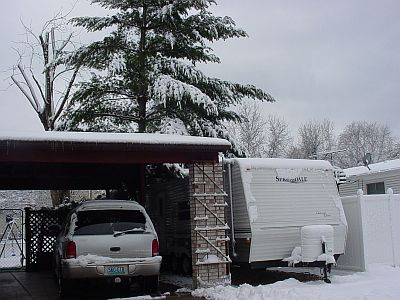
[
  {"left": 66, "top": 241, "right": 76, "bottom": 259},
  {"left": 152, "top": 239, "right": 159, "bottom": 256}
]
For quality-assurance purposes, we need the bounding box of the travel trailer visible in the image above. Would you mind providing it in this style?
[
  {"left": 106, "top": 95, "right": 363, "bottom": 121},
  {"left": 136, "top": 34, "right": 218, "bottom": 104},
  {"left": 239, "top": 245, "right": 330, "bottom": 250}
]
[{"left": 224, "top": 158, "right": 348, "bottom": 269}]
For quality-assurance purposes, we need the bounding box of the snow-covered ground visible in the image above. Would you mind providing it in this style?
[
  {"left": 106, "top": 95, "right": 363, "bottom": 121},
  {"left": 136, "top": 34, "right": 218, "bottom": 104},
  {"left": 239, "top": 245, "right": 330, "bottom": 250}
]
[
  {"left": 0, "top": 190, "right": 51, "bottom": 210},
  {"left": 193, "top": 264, "right": 400, "bottom": 300},
  {"left": 103, "top": 265, "right": 400, "bottom": 300},
  {"left": 0, "top": 238, "right": 25, "bottom": 268}
]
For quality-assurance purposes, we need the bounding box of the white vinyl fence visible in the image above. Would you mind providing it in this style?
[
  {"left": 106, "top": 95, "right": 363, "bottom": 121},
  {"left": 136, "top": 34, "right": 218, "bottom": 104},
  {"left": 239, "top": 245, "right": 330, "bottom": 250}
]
[{"left": 339, "top": 189, "right": 400, "bottom": 271}]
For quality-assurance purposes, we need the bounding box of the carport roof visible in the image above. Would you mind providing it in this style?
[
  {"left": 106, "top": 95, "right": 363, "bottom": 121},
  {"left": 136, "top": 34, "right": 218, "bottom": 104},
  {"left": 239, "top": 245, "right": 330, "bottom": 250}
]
[
  {"left": 0, "top": 131, "right": 231, "bottom": 189},
  {"left": 0, "top": 131, "right": 231, "bottom": 164}
]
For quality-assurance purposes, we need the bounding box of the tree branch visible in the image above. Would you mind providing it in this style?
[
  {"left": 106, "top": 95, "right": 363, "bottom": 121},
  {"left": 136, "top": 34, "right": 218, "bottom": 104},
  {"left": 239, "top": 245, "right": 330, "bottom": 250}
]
[
  {"left": 17, "top": 64, "right": 41, "bottom": 110},
  {"left": 53, "top": 67, "right": 78, "bottom": 81},
  {"left": 56, "top": 33, "right": 72, "bottom": 55},
  {"left": 30, "top": 70, "right": 46, "bottom": 103},
  {"left": 51, "top": 66, "right": 80, "bottom": 128},
  {"left": 93, "top": 113, "right": 139, "bottom": 122},
  {"left": 11, "top": 75, "right": 39, "bottom": 112}
]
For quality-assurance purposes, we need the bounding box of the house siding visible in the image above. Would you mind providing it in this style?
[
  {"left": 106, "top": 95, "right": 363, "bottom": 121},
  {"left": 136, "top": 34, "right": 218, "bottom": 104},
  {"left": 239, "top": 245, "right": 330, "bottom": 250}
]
[{"left": 339, "top": 169, "right": 400, "bottom": 197}]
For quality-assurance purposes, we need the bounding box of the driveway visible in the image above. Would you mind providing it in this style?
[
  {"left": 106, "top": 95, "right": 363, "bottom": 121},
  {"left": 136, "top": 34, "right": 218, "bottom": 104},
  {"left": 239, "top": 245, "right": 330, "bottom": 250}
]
[
  {"left": 0, "top": 271, "right": 200, "bottom": 300},
  {"left": 0, "top": 265, "right": 326, "bottom": 299}
]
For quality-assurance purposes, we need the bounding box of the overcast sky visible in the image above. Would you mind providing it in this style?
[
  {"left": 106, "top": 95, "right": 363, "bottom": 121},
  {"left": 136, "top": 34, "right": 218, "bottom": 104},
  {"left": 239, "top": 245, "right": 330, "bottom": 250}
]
[{"left": 1, "top": 0, "right": 399, "bottom": 138}]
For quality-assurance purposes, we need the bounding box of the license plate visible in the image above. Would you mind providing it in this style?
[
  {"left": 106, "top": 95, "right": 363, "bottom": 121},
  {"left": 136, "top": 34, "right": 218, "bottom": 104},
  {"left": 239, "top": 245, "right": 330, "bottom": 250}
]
[{"left": 105, "top": 265, "right": 128, "bottom": 275}]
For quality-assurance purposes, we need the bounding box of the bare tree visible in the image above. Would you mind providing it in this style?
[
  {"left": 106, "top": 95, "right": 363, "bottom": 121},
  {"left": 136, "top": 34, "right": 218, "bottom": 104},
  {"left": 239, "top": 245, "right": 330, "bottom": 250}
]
[
  {"left": 233, "top": 102, "right": 268, "bottom": 157},
  {"left": 265, "top": 115, "right": 292, "bottom": 158},
  {"left": 227, "top": 103, "right": 292, "bottom": 158},
  {"left": 10, "top": 14, "right": 80, "bottom": 131},
  {"left": 297, "top": 120, "right": 336, "bottom": 159},
  {"left": 337, "top": 121, "right": 395, "bottom": 168},
  {"left": 286, "top": 145, "right": 303, "bottom": 159},
  {"left": 389, "top": 142, "right": 400, "bottom": 160},
  {"left": 9, "top": 15, "right": 81, "bottom": 207}
]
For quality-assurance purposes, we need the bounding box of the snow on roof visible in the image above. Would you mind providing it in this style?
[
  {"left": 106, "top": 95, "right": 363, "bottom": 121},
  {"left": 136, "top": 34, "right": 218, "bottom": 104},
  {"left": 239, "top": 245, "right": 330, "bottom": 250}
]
[
  {"left": 229, "top": 158, "right": 332, "bottom": 170},
  {"left": 0, "top": 131, "right": 231, "bottom": 148},
  {"left": 344, "top": 159, "right": 400, "bottom": 177}
]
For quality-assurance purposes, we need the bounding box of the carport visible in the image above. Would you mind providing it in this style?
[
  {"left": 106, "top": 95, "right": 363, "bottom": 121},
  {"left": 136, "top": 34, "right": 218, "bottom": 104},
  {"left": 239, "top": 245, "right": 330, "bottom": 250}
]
[{"left": 0, "top": 131, "right": 231, "bottom": 289}]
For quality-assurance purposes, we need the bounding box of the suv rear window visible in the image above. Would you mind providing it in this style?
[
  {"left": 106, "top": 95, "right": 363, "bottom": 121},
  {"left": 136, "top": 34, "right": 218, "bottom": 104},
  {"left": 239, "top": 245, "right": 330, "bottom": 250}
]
[{"left": 74, "top": 210, "right": 146, "bottom": 235}]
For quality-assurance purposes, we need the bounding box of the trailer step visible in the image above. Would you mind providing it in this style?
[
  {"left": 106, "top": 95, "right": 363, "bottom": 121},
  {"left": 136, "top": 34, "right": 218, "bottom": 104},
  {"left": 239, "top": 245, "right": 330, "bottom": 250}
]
[{"left": 193, "top": 193, "right": 228, "bottom": 197}]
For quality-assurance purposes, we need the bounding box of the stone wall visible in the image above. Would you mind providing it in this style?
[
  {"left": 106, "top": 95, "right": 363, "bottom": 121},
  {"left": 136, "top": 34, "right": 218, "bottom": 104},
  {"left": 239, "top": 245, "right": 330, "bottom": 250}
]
[{"left": 189, "top": 162, "right": 231, "bottom": 288}]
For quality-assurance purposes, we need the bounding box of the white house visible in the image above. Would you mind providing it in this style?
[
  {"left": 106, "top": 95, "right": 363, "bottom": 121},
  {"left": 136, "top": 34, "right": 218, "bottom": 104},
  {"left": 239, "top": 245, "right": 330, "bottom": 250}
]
[{"left": 339, "top": 159, "right": 400, "bottom": 197}]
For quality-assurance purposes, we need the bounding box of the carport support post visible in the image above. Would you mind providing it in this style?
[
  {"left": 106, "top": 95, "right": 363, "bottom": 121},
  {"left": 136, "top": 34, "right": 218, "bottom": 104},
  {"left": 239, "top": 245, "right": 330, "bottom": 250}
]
[
  {"left": 139, "top": 164, "right": 146, "bottom": 205},
  {"left": 189, "top": 161, "right": 231, "bottom": 289}
]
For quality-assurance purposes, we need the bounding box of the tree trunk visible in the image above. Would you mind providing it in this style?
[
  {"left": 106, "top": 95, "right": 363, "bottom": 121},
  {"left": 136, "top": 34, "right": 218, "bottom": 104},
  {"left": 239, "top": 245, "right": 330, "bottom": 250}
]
[{"left": 137, "top": 3, "right": 148, "bottom": 133}]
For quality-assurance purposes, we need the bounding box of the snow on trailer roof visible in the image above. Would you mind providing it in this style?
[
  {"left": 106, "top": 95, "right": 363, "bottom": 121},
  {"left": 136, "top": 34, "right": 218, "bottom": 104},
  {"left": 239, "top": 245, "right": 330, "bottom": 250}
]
[
  {"left": 0, "top": 131, "right": 231, "bottom": 148},
  {"left": 344, "top": 159, "right": 400, "bottom": 177},
  {"left": 228, "top": 158, "right": 333, "bottom": 170}
]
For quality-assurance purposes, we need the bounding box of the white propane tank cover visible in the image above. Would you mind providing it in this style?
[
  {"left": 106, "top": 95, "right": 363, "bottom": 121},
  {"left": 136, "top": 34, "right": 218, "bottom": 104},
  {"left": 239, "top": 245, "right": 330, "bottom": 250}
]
[{"left": 301, "top": 225, "right": 334, "bottom": 262}]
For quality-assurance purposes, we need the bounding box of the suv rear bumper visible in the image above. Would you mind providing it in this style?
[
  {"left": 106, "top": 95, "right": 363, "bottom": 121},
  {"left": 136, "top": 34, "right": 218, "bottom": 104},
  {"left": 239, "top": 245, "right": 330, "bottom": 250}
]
[{"left": 62, "top": 256, "right": 162, "bottom": 279}]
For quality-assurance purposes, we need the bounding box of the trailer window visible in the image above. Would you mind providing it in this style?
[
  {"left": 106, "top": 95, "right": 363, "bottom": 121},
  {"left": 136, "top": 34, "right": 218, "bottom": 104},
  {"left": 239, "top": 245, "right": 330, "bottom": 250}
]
[{"left": 366, "top": 182, "right": 385, "bottom": 194}]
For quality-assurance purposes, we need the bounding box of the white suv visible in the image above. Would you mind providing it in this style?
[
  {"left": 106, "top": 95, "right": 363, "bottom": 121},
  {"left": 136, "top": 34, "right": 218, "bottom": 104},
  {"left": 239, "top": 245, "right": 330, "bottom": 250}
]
[{"left": 53, "top": 200, "right": 161, "bottom": 295}]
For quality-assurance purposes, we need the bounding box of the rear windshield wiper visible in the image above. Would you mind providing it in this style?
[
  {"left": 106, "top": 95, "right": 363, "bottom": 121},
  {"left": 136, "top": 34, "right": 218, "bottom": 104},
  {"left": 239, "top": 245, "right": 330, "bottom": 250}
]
[{"left": 113, "top": 228, "right": 145, "bottom": 237}]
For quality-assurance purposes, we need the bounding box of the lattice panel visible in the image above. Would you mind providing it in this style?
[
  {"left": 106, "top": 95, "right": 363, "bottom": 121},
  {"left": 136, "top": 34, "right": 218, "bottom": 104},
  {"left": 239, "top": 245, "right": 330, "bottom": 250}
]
[{"left": 25, "top": 208, "right": 71, "bottom": 271}]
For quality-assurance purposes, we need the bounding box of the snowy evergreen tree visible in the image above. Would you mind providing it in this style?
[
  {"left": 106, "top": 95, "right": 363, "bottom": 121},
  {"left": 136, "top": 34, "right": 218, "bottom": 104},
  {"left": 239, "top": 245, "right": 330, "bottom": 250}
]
[{"left": 59, "top": 0, "right": 274, "bottom": 146}]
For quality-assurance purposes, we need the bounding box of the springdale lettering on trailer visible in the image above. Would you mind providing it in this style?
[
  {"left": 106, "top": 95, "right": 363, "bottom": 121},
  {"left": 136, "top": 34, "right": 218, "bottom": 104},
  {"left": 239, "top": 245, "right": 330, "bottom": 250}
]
[{"left": 275, "top": 176, "right": 308, "bottom": 183}]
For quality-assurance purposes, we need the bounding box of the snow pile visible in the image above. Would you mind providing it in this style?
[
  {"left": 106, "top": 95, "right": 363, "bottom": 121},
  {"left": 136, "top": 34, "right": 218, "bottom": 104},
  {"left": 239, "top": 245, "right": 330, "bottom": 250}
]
[
  {"left": 175, "top": 287, "right": 193, "bottom": 293},
  {"left": 317, "top": 254, "right": 336, "bottom": 264},
  {"left": 108, "top": 294, "right": 166, "bottom": 300},
  {"left": 201, "top": 254, "right": 221, "bottom": 264},
  {"left": 67, "top": 254, "right": 162, "bottom": 267},
  {"left": 193, "top": 265, "right": 400, "bottom": 300},
  {"left": 69, "top": 254, "right": 115, "bottom": 267},
  {"left": 283, "top": 247, "right": 302, "bottom": 266}
]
